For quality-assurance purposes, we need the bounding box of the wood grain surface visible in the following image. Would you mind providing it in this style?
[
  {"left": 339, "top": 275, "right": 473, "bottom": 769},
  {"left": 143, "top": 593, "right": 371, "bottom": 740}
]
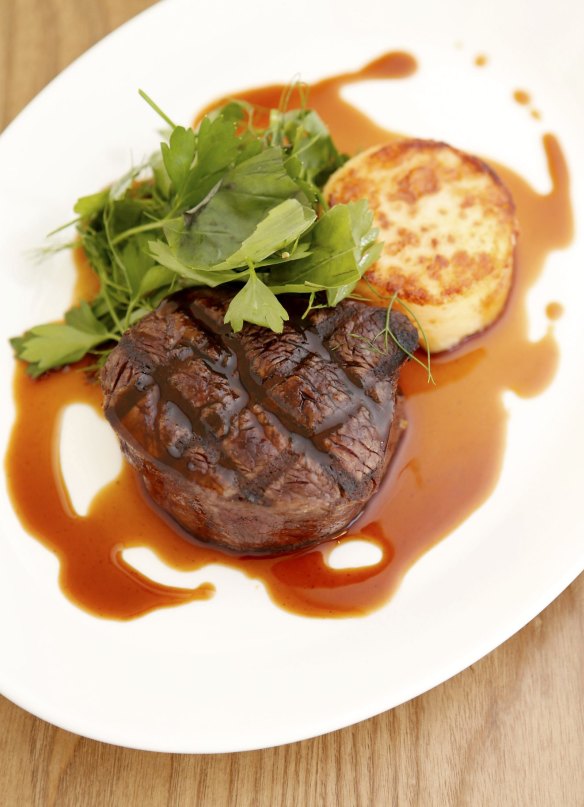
[{"left": 1, "top": 2, "right": 583, "bottom": 805}]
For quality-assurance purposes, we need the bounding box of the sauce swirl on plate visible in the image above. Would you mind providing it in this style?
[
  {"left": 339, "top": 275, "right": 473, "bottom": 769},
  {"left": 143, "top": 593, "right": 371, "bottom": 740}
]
[{"left": 5, "top": 53, "right": 573, "bottom": 619}]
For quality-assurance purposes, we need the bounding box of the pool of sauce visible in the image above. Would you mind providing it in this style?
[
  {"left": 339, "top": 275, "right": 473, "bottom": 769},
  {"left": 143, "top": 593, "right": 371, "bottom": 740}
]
[{"left": 5, "top": 52, "right": 573, "bottom": 619}]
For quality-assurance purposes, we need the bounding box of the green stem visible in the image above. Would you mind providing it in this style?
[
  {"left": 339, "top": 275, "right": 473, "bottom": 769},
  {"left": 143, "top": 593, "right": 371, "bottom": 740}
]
[
  {"left": 101, "top": 293, "right": 123, "bottom": 333},
  {"left": 138, "top": 89, "right": 177, "bottom": 129},
  {"left": 104, "top": 208, "right": 130, "bottom": 288},
  {"left": 111, "top": 219, "right": 167, "bottom": 246}
]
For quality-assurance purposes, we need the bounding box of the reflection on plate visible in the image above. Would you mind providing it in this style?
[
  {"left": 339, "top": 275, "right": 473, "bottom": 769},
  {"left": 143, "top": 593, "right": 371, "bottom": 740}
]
[{"left": 0, "top": 0, "right": 583, "bottom": 753}]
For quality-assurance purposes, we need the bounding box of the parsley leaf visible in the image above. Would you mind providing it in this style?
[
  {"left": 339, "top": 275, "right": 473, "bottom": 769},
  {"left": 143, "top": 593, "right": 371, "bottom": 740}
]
[
  {"left": 224, "top": 268, "right": 289, "bottom": 333},
  {"left": 11, "top": 322, "right": 112, "bottom": 378},
  {"left": 161, "top": 125, "right": 196, "bottom": 191}
]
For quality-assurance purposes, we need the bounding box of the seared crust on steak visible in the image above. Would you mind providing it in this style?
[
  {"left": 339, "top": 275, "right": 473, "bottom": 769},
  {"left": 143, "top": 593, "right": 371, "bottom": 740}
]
[{"left": 101, "top": 288, "right": 417, "bottom": 554}]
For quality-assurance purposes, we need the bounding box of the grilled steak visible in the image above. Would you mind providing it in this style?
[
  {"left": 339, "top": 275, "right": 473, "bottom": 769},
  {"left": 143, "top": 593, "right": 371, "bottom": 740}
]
[{"left": 101, "top": 288, "right": 418, "bottom": 554}]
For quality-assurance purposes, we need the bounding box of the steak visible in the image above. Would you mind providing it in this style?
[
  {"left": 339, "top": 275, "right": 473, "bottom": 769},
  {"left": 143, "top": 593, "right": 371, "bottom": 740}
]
[{"left": 100, "top": 288, "right": 418, "bottom": 554}]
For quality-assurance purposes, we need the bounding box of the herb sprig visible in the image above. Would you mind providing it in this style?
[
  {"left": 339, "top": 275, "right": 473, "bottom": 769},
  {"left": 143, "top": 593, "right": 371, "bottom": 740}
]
[
  {"left": 350, "top": 281, "right": 435, "bottom": 384},
  {"left": 11, "top": 91, "right": 426, "bottom": 378}
]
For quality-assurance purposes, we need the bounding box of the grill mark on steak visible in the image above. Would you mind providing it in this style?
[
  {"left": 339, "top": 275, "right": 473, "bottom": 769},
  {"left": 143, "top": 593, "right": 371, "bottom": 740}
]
[
  {"left": 101, "top": 287, "right": 419, "bottom": 553},
  {"left": 176, "top": 295, "right": 359, "bottom": 485},
  {"left": 185, "top": 294, "right": 392, "bottom": 463},
  {"left": 116, "top": 303, "right": 340, "bottom": 484}
]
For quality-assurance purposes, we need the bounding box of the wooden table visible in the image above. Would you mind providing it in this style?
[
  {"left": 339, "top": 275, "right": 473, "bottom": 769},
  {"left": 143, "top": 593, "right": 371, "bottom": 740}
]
[{"left": 1, "top": 2, "right": 583, "bottom": 804}]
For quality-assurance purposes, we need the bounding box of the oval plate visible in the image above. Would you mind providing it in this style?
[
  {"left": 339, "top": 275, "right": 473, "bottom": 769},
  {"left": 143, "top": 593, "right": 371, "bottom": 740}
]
[{"left": 0, "top": 0, "right": 583, "bottom": 752}]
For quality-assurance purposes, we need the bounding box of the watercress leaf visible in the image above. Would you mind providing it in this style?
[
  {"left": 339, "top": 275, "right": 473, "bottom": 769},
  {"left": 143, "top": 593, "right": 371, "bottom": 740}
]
[
  {"left": 324, "top": 281, "right": 357, "bottom": 307},
  {"left": 215, "top": 199, "right": 316, "bottom": 270},
  {"left": 169, "top": 148, "right": 308, "bottom": 269},
  {"left": 324, "top": 203, "right": 383, "bottom": 304},
  {"left": 224, "top": 270, "right": 289, "bottom": 333},
  {"left": 325, "top": 201, "right": 382, "bottom": 305},
  {"left": 323, "top": 238, "right": 383, "bottom": 308},
  {"left": 183, "top": 179, "right": 223, "bottom": 223},
  {"left": 223, "top": 146, "right": 304, "bottom": 200},
  {"left": 196, "top": 112, "right": 240, "bottom": 174},
  {"left": 194, "top": 104, "right": 263, "bottom": 176},
  {"left": 205, "top": 101, "right": 246, "bottom": 125},
  {"left": 267, "top": 202, "right": 373, "bottom": 294},
  {"left": 161, "top": 125, "right": 196, "bottom": 190},
  {"left": 235, "top": 136, "right": 264, "bottom": 165},
  {"left": 359, "top": 238, "right": 383, "bottom": 274}
]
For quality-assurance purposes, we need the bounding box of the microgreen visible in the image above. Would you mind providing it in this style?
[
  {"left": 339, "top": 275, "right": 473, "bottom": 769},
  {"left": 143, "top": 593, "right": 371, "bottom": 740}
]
[{"left": 350, "top": 280, "right": 435, "bottom": 383}]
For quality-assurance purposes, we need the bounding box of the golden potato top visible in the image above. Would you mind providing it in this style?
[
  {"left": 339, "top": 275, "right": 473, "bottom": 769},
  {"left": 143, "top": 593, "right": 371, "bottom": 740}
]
[{"left": 325, "top": 139, "right": 517, "bottom": 307}]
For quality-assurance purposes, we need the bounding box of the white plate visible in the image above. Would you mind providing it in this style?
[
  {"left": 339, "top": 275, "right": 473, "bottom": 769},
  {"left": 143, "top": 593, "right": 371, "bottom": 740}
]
[{"left": 1, "top": 0, "right": 583, "bottom": 753}]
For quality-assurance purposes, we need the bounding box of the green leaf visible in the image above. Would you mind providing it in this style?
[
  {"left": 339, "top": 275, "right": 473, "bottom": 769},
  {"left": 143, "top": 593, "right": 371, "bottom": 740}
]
[
  {"left": 326, "top": 202, "right": 382, "bottom": 305},
  {"left": 161, "top": 125, "right": 196, "bottom": 190},
  {"left": 255, "top": 241, "right": 312, "bottom": 266},
  {"left": 138, "top": 265, "right": 176, "bottom": 296},
  {"left": 224, "top": 269, "right": 289, "bottom": 333},
  {"left": 268, "top": 201, "right": 378, "bottom": 295},
  {"left": 64, "top": 301, "right": 108, "bottom": 335},
  {"left": 167, "top": 148, "right": 309, "bottom": 270},
  {"left": 215, "top": 199, "right": 315, "bottom": 271},
  {"left": 110, "top": 198, "right": 151, "bottom": 235},
  {"left": 11, "top": 322, "right": 111, "bottom": 377},
  {"left": 120, "top": 237, "right": 155, "bottom": 296},
  {"left": 268, "top": 108, "right": 346, "bottom": 184},
  {"left": 17, "top": 95, "right": 394, "bottom": 378},
  {"left": 205, "top": 100, "right": 247, "bottom": 125},
  {"left": 74, "top": 190, "right": 109, "bottom": 219},
  {"left": 177, "top": 108, "right": 251, "bottom": 211},
  {"left": 151, "top": 151, "right": 172, "bottom": 199},
  {"left": 148, "top": 240, "right": 238, "bottom": 286},
  {"left": 196, "top": 114, "right": 240, "bottom": 175}
]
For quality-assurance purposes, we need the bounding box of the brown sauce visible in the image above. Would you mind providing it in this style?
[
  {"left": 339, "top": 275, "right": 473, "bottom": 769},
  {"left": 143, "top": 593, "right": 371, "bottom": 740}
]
[
  {"left": 5, "top": 53, "right": 573, "bottom": 620},
  {"left": 546, "top": 301, "right": 564, "bottom": 320},
  {"left": 512, "top": 89, "right": 541, "bottom": 121},
  {"left": 513, "top": 89, "right": 531, "bottom": 105}
]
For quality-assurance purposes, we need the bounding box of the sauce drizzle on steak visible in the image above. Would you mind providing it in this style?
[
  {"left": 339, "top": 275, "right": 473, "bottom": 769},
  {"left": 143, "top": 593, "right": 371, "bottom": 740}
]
[{"left": 101, "top": 288, "right": 418, "bottom": 553}]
